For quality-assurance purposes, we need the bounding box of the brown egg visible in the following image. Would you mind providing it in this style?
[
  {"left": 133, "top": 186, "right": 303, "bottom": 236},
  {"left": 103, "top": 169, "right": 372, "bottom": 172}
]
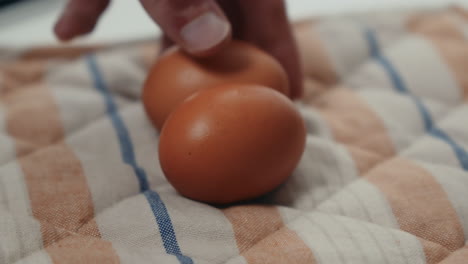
[
  {"left": 142, "top": 40, "right": 290, "bottom": 131},
  {"left": 158, "top": 84, "right": 306, "bottom": 204}
]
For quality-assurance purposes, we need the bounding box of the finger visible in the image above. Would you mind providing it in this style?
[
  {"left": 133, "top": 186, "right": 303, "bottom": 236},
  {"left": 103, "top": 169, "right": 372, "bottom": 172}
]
[
  {"left": 218, "top": 0, "right": 303, "bottom": 99},
  {"left": 54, "top": 0, "right": 110, "bottom": 41},
  {"left": 161, "top": 34, "right": 175, "bottom": 52},
  {"left": 139, "top": 0, "right": 231, "bottom": 56}
]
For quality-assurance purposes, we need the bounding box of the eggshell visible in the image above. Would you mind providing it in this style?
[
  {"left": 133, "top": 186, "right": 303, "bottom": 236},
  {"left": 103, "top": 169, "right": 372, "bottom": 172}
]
[
  {"left": 142, "top": 40, "right": 290, "bottom": 131},
  {"left": 158, "top": 84, "right": 306, "bottom": 204}
]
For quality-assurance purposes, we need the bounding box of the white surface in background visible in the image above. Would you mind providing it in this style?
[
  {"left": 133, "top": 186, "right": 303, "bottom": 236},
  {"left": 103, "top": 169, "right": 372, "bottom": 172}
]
[{"left": 0, "top": 0, "right": 468, "bottom": 47}]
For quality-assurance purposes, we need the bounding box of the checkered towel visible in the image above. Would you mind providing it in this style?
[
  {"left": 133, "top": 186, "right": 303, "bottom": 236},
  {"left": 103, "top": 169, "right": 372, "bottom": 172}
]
[{"left": 1, "top": 6, "right": 468, "bottom": 264}]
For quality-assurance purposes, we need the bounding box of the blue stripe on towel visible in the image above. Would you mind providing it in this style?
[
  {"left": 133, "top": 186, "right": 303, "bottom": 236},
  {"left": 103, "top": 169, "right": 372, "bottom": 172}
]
[
  {"left": 87, "top": 55, "right": 194, "bottom": 264},
  {"left": 364, "top": 28, "right": 468, "bottom": 170}
]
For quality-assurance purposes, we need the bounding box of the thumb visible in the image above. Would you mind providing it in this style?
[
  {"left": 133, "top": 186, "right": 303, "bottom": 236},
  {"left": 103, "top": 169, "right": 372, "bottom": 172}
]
[{"left": 140, "top": 0, "right": 232, "bottom": 56}]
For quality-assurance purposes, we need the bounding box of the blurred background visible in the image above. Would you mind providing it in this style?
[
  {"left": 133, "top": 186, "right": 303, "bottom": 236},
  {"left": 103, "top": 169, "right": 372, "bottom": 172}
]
[{"left": 1, "top": 0, "right": 468, "bottom": 47}]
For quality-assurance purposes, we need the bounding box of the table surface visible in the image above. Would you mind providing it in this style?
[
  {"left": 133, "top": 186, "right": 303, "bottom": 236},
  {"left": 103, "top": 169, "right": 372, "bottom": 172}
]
[{"left": 1, "top": 0, "right": 467, "bottom": 47}]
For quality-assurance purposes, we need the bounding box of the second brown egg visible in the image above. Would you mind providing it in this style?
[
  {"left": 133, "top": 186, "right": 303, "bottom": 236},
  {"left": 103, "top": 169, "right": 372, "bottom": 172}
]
[{"left": 142, "top": 40, "right": 290, "bottom": 131}]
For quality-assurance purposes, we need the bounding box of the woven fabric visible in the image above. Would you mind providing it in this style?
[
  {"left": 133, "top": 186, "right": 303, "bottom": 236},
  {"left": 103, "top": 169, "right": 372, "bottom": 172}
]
[{"left": 1, "top": 7, "right": 468, "bottom": 264}]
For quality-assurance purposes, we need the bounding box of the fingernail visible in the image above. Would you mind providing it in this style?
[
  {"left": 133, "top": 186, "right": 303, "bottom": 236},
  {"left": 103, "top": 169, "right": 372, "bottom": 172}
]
[{"left": 180, "top": 12, "right": 230, "bottom": 54}]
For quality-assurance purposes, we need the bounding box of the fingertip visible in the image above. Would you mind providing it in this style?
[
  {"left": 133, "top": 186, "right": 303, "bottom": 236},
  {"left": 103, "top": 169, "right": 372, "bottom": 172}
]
[
  {"left": 53, "top": 19, "right": 74, "bottom": 42},
  {"left": 53, "top": 0, "right": 110, "bottom": 42}
]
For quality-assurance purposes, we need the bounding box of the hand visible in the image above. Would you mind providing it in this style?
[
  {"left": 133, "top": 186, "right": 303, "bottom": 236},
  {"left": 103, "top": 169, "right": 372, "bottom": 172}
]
[{"left": 54, "top": 0, "right": 303, "bottom": 98}]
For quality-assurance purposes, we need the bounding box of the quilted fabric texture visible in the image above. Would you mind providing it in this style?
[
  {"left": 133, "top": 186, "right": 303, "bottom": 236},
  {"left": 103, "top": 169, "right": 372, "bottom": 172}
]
[{"left": 1, "top": 6, "right": 468, "bottom": 264}]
